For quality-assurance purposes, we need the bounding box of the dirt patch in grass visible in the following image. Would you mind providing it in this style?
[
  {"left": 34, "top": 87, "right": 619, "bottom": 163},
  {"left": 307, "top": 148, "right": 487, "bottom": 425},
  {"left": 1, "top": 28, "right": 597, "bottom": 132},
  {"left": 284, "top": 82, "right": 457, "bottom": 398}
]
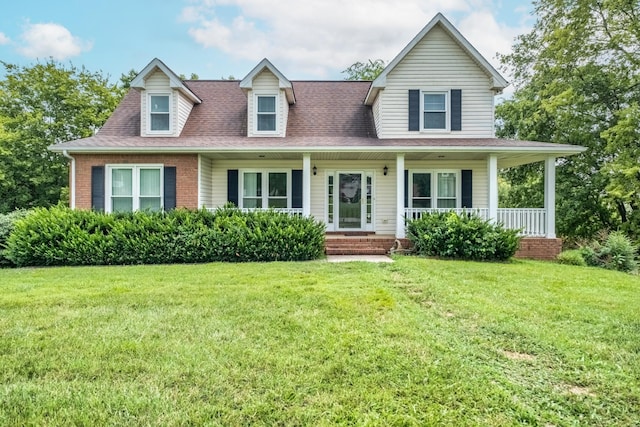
[
  {"left": 501, "top": 350, "right": 536, "bottom": 362},
  {"left": 566, "top": 385, "right": 596, "bottom": 398}
]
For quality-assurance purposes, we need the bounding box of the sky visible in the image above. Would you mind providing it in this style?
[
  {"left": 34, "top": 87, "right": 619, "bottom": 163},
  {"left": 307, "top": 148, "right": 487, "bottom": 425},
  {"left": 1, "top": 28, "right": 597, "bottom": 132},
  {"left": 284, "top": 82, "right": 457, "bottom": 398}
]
[{"left": 0, "top": 0, "right": 535, "bottom": 92}]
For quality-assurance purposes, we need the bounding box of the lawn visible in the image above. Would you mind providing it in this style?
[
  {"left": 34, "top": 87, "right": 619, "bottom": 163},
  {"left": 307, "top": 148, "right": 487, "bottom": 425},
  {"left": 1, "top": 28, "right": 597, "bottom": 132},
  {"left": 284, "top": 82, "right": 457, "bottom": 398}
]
[{"left": 1, "top": 258, "right": 638, "bottom": 426}]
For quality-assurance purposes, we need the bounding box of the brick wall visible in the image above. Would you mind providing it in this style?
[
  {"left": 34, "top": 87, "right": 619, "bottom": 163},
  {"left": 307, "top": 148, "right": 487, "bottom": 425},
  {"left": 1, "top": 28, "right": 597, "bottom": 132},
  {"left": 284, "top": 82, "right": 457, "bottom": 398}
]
[
  {"left": 73, "top": 154, "right": 199, "bottom": 210},
  {"left": 514, "top": 237, "right": 563, "bottom": 260}
]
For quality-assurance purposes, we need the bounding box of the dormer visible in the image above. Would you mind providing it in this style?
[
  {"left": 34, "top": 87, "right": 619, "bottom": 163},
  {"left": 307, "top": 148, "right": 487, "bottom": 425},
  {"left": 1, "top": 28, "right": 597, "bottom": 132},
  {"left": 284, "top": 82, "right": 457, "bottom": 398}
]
[
  {"left": 240, "top": 59, "right": 295, "bottom": 137},
  {"left": 364, "top": 13, "right": 509, "bottom": 139},
  {"left": 130, "top": 58, "right": 201, "bottom": 137}
]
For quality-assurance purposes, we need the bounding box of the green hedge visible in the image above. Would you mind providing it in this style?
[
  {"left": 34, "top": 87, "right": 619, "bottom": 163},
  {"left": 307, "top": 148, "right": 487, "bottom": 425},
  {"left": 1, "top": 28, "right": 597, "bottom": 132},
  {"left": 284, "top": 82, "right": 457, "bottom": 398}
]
[
  {"left": 406, "top": 212, "right": 521, "bottom": 261},
  {"left": 5, "top": 206, "right": 326, "bottom": 267},
  {"left": 0, "top": 210, "right": 30, "bottom": 267}
]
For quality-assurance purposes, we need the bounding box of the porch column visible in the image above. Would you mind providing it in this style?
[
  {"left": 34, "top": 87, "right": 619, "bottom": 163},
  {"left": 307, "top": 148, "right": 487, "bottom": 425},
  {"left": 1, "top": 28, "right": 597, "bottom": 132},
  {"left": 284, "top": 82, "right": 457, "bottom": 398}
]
[
  {"left": 302, "top": 153, "right": 311, "bottom": 217},
  {"left": 488, "top": 154, "right": 498, "bottom": 222},
  {"left": 544, "top": 156, "right": 556, "bottom": 238},
  {"left": 396, "top": 153, "right": 405, "bottom": 238}
]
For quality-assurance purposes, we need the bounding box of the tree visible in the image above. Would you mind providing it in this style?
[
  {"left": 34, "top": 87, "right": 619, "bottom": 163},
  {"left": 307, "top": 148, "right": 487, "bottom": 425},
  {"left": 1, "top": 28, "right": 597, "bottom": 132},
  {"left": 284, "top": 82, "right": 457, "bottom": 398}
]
[
  {"left": 0, "top": 60, "right": 122, "bottom": 213},
  {"left": 496, "top": 0, "right": 640, "bottom": 241},
  {"left": 342, "top": 59, "right": 386, "bottom": 81}
]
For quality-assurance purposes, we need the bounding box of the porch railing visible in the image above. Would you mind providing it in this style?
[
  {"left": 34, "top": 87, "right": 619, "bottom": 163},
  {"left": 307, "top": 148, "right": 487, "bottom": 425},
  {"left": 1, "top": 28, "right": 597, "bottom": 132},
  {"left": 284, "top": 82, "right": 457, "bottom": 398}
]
[
  {"left": 207, "top": 207, "right": 304, "bottom": 216},
  {"left": 404, "top": 208, "right": 547, "bottom": 237}
]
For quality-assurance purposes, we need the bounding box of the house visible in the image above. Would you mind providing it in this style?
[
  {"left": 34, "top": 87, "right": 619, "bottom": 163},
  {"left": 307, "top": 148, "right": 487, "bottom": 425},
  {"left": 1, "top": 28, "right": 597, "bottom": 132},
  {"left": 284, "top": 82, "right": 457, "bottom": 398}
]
[{"left": 49, "top": 13, "right": 585, "bottom": 259}]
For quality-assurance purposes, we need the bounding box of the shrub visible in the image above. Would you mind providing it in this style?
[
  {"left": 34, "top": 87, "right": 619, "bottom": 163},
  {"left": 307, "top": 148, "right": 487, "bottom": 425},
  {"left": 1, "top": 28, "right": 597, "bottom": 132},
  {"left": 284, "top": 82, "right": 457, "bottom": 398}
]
[
  {"left": 5, "top": 206, "right": 325, "bottom": 267},
  {"left": 576, "top": 231, "right": 638, "bottom": 273},
  {"left": 406, "top": 212, "right": 521, "bottom": 261},
  {"left": 556, "top": 250, "right": 587, "bottom": 266},
  {"left": 0, "top": 209, "right": 30, "bottom": 267}
]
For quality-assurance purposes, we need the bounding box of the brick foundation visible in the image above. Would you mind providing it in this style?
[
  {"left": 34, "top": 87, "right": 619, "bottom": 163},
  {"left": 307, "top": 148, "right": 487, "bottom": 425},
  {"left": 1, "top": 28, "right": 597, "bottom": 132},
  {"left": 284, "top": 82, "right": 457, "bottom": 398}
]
[
  {"left": 514, "top": 237, "right": 562, "bottom": 260},
  {"left": 73, "top": 154, "right": 199, "bottom": 210}
]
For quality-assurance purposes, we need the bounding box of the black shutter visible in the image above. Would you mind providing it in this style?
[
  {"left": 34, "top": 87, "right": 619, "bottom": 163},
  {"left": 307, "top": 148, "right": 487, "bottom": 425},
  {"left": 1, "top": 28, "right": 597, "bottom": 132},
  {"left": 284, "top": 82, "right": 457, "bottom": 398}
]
[
  {"left": 91, "top": 166, "right": 105, "bottom": 212},
  {"left": 461, "top": 169, "right": 472, "bottom": 208},
  {"left": 404, "top": 169, "right": 409, "bottom": 208},
  {"left": 451, "top": 89, "right": 462, "bottom": 131},
  {"left": 408, "top": 90, "right": 420, "bottom": 131},
  {"left": 291, "top": 170, "right": 303, "bottom": 209},
  {"left": 227, "top": 170, "right": 239, "bottom": 206},
  {"left": 164, "top": 167, "right": 177, "bottom": 211}
]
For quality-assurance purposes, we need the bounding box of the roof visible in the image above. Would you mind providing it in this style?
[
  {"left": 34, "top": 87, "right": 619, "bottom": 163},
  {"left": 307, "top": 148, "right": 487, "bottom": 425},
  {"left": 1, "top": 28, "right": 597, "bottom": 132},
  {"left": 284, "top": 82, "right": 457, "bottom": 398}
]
[
  {"left": 239, "top": 58, "right": 296, "bottom": 104},
  {"left": 364, "top": 13, "right": 509, "bottom": 105},
  {"left": 130, "top": 58, "right": 201, "bottom": 104},
  {"left": 51, "top": 79, "right": 585, "bottom": 167}
]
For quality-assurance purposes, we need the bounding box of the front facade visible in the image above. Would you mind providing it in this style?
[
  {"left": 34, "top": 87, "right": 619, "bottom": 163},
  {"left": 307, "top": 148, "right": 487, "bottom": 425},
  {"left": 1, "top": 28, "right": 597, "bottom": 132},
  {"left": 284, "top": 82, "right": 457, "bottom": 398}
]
[{"left": 51, "top": 14, "right": 585, "bottom": 258}]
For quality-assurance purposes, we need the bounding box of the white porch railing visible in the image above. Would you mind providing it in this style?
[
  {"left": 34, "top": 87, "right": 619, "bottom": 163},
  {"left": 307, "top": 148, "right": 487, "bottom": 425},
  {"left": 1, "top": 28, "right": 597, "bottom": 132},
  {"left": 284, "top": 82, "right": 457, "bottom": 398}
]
[
  {"left": 207, "top": 207, "right": 304, "bottom": 216},
  {"left": 404, "top": 208, "right": 547, "bottom": 237}
]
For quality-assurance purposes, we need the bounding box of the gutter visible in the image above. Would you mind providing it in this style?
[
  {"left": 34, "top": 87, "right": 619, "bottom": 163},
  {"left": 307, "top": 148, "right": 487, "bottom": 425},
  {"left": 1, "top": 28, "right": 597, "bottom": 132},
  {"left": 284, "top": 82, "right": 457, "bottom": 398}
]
[{"left": 62, "top": 150, "right": 75, "bottom": 209}]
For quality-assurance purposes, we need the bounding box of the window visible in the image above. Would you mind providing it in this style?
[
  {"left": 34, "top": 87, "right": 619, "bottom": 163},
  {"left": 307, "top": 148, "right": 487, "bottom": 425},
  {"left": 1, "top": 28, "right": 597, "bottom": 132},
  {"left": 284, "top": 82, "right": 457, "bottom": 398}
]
[
  {"left": 108, "top": 165, "right": 163, "bottom": 212},
  {"left": 409, "top": 171, "right": 459, "bottom": 208},
  {"left": 423, "top": 92, "right": 447, "bottom": 130},
  {"left": 241, "top": 171, "right": 289, "bottom": 208},
  {"left": 149, "top": 94, "right": 170, "bottom": 132},
  {"left": 256, "top": 95, "right": 277, "bottom": 132}
]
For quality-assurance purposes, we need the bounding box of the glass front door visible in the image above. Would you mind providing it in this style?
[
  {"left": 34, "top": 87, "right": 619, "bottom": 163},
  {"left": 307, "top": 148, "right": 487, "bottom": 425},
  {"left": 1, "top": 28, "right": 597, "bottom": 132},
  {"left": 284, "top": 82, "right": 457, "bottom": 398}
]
[{"left": 338, "top": 173, "right": 363, "bottom": 229}]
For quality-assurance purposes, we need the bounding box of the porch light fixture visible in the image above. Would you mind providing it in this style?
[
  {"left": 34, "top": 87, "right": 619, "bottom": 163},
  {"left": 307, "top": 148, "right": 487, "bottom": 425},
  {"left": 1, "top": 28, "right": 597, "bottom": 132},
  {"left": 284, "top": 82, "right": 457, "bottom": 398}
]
[
  {"left": 313, "top": 165, "right": 317, "bottom": 176},
  {"left": 383, "top": 165, "right": 388, "bottom": 176}
]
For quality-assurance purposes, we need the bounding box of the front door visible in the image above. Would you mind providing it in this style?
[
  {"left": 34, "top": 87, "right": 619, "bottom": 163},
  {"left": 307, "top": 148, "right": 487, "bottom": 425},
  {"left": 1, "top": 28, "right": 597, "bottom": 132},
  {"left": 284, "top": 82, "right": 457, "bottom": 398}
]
[{"left": 338, "top": 173, "right": 363, "bottom": 229}]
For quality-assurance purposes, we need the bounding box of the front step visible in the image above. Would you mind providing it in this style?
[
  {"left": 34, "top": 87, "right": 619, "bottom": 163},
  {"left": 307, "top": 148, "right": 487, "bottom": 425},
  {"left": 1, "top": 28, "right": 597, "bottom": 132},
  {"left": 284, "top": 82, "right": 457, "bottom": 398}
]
[{"left": 324, "top": 236, "right": 396, "bottom": 256}]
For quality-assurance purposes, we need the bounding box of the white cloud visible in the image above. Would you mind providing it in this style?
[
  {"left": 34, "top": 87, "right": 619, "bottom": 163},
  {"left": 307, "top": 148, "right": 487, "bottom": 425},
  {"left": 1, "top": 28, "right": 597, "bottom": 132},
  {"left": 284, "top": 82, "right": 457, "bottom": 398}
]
[
  {"left": 0, "top": 32, "right": 10, "bottom": 45},
  {"left": 182, "top": 0, "right": 529, "bottom": 80},
  {"left": 17, "top": 23, "right": 92, "bottom": 60}
]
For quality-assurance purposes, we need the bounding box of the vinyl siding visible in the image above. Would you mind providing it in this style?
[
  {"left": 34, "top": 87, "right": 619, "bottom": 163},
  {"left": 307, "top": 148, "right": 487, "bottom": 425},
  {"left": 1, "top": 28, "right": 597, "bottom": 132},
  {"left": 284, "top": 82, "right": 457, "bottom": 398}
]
[
  {"left": 176, "top": 91, "right": 194, "bottom": 135},
  {"left": 141, "top": 70, "right": 188, "bottom": 137},
  {"left": 377, "top": 25, "right": 496, "bottom": 138},
  {"left": 247, "top": 70, "right": 288, "bottom": 137},
  {"left": 372, "top": 95, "right": 382, "bottom": 137},
  {"left": 198, "top": 155, "right": 213, "bottom": 208}
]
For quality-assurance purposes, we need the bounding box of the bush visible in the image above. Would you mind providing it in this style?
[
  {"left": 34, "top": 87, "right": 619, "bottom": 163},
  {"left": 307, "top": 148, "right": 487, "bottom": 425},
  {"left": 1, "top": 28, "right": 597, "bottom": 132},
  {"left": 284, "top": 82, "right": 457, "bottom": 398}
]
[
  {"left": 576, "top": 231, "right": 638, "bottom": 273},
  {"left": 556, "top": 249, "right": 587, "bottom": 266},
  {"left": 5, "top": 206, "right": 326, "bottom": 267},
  {"left": 0, "top": 209, "right": 30, "bottom": 267},
  {"left": 406, "top": 212, "right": 521, "bottom": 261}
]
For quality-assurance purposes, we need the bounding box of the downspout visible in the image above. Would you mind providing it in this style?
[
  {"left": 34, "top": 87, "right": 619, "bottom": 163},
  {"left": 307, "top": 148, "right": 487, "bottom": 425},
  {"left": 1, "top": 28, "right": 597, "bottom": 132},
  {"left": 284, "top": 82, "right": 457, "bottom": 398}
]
[{"left": 62, "top": 150, "right": 76, "bottom": 209}]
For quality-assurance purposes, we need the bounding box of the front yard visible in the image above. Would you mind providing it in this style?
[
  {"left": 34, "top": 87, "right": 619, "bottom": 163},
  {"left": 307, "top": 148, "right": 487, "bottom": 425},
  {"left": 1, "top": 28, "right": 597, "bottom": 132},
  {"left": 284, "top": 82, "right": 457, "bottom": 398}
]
[{"left": 1, "top": 258, "right": 638, "bottom": 425}]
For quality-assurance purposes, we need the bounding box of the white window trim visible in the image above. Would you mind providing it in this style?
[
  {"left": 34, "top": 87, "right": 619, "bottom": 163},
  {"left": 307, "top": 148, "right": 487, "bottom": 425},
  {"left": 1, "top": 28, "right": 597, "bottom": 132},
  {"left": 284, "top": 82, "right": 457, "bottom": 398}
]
[
  {"left": 253, "top": 93, "right": 279, "bottom": 135},
  {"left": 421, "top": 90, "right": 449, "bottom": 133},
  {"left": 147, "top": 92, "right": 173, "bottom": 135},
  {"left": 239, "top": 170, "right": 291, "bottom": 209},
  {"left": 409, "top": 170, "right": 461, "bottom": 209},
  {"left": 105, "top": 164, "right": 164, "bottom": 213}
]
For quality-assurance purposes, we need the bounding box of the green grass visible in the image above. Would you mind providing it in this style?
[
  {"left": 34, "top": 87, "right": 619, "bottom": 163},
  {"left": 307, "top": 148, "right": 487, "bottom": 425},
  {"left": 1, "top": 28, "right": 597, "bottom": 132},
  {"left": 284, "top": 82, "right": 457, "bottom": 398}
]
[{"left": 1, "top": 258, "right": 638, "bottom": 426}]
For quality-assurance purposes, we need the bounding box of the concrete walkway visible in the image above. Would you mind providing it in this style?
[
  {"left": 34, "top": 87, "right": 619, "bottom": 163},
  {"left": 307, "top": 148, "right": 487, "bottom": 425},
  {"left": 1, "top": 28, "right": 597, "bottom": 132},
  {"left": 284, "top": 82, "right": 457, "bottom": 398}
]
[{"left": 326, "top": 255, "right": 393, "bottom": 263}]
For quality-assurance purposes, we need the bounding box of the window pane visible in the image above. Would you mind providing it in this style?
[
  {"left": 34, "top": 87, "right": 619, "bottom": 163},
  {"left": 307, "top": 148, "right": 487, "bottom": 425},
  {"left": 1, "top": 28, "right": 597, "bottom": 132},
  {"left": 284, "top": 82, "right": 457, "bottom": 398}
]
[
  {"left": 151, "top": 114, "right": 170, "bottom": 131},
  {"left": 269, "top": 173, "right": 287, "bottom": 196},
  {"left": 257, "top": 114, "right": 276, "bottom": 131},
  {"left": 424, "top": 94, "right": 445, "bottom": 111},
  {"left": 268, "top": 198, "right": 288, "bottom": 208},
  {"left": 243, "top": 173, "right": 262, "bottom": 197},
  {"left": 112, "top": 197, "right": 133, "bottom": 212},
  {"left": 151, "top": 96, "right": 169, "bottom": 113},
  {"left": 257, "top": 96, "right": 276, "bottom": 113},
  {"left": 140, "top": 169, "right": 161, "bottom": 196},
  {"left": 412, "top": 199, "right": 432, "bottom": 208},
  {"left": 112, "top": 169, "right": 132, "bottom": 196},
  {"left": 412, "top": 173, "right": 431, "bottom": 197},
  {"left": 243, "top": 198, "right": 262, "bottom": 208},
  {"left": 424, "top": 112, "right": 446, "bottom": 129},
  {"left": 437, "top": 199, "right": 457, "bottom": 209},
  {"left": 438, "top": 173, "right": 457, "bottom": 197},
  {"left": 140, "top": 197, "right": 161, "bottom": 211}
]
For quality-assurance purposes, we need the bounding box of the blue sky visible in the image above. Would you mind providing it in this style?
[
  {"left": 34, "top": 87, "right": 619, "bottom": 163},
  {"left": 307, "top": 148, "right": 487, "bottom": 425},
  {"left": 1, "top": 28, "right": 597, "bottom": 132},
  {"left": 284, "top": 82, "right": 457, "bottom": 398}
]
[{"left": 0, "top": 0, "right": 534, "bottom": 84}]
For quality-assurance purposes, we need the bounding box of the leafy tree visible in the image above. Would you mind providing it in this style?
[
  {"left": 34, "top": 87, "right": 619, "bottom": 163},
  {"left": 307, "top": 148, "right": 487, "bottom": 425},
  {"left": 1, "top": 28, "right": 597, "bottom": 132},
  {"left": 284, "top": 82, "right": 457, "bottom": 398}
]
[
  {"left": 0, "top": 60, "right": 122, "bottom": 213},
  {"left": 342, "top": 59, "right": 386, "bottom": 81},
  {"left": 496, "top": 0, "right": 640, "bottom": 241}
]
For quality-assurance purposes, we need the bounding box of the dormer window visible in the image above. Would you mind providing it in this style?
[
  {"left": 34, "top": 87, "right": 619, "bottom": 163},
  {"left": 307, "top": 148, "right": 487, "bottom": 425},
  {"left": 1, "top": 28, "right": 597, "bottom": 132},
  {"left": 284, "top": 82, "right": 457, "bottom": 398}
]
[
  {"left": 256, "top": 95, "right": 277, "bottom": 132},
  {"left": 423, "top": 92, "right": 447, "bottom": 130},
  {"left": 149, "top": 94, "right": 171, "bottom": 133}
]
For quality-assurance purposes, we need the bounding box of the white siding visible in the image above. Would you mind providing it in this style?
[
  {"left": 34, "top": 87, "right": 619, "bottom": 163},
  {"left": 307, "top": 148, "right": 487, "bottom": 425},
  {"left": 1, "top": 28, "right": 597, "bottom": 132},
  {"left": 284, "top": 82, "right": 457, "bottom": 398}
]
[
  {"left": 140, "top": 70, "right": 194, "bottom": 137},
  {"left": 372, "top": 95, "right": 381, "bottom": 137},
  {"left": 176, "top": 91, "right": 194, "bottom": 136},
  {"left": 378, "top": 25, "right": 496, "bottom": 139},
  {"left": 247, "top": 70, "right": 288, "bottom": 137},
  {"left": 198, "top": 155, "right": 213, "bottom": 208}
]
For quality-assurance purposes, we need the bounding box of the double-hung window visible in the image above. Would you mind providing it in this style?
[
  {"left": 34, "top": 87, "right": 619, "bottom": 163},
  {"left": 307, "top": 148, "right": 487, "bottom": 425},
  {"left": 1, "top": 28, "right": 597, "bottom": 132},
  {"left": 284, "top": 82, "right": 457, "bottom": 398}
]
[
  {"left": 256, "top": 95, "right": 277, "bottom": 132},
  {"left": 108, "top": 165, "right": 163, "bottom": 212},
  {"left": 149, "top": 94, "right": 171, "bottom": 132},
  {"left": 241, "top": 171, "right": 289, "bottom": 208},
  {"left": 409, "top": 171, "right": 459, "bottom": 209},
  {"left": 423, "top": 92, "right": 447, "bottom": 130}
]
